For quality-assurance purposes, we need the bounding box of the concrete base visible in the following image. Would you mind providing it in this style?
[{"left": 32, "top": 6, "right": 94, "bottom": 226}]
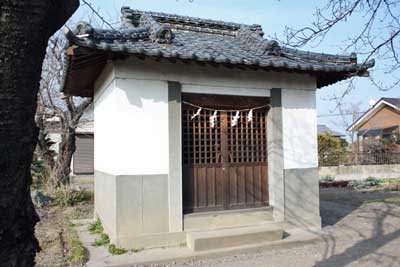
[
  {"left": 319, "top": 164, "right": 400, "bottom": 180},
  {"left": 184, "top": 207, "right": 273, "bottom": 231},
  {"left": 283, "top": 167, "right": 321, "bottom": 229},
  {"left": 118, "top": 232, "right": 186, "bottom": 250},
  {"left": 74, "top": 218, "right": 322, "bottom": 267},
  {"left": 94, "top": 171, "right": 172, "bottom": 248},
  {"left": 186, "top": 224, "right": 284, "bottom": 251}
]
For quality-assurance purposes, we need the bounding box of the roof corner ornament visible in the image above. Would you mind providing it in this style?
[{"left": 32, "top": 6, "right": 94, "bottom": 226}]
[
  {"left": 153, "top": 25, "right": 174, "bottom": 44},
  {"left": 74, "top": 22, "right": 94, "bottom": 37},
  {"left": 366, "top": 58, "right": 375, "bottom": 68},
  {"left": 140, "top": 14, "right": 174, "bottom": 44},
  {"left": 264, "top": 40, "right": 281, "bottom": 56},
  {"left": 254, "top": 25, "right": 264, "bottom": 37},
  {"left": 350, "top": 52, "right": 357, "bottom": 64}
]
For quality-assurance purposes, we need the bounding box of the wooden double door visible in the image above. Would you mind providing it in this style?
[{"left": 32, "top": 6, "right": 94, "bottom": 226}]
[{"left": 182, "top": 94, "right": 269, "bottom": 213}]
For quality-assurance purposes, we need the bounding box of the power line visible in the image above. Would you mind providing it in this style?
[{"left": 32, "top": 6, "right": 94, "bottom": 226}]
[
  {"left": 81, "top": 0, "right": 117, "bottom": 31},
  {"left": 318, "top": 111, "right": 367, "bottom": 118}
]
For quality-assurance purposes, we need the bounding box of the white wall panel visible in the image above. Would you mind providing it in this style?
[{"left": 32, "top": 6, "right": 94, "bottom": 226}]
[
  {"left": 281, "top": 89, "right": 318, "bottom": 169},
  {"left": 94, "top": 77, "right": 169, "bottom": 175}
]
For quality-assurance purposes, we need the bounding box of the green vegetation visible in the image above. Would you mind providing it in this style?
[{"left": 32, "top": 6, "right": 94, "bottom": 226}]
[
  {"left": 131, "top": 248, "right": 144, "bottom": 253},
  {"left": 68, "top": 224, "right": 88, "bottom": 266},
  {"left": 347, "top": 177, "right": 400, "bottom": 191},
  {"left": 87, "top": 217, "right": 130, "bottom": 255},
  {"left": 52, "top": 185, "right": 93, "bottom": 207},
  {"left": 88, "top": 217, "right": 104, "bottom": 235},
  {"left": 348, "top": 177, "right": 384, "bottom": 190},
  {"left": 91, "top": 233, "right": 110, "bottom": 247},
  {"left": 318, "top": 134, "right": 347, "bottom": 166},
  {"left": 108, "top": 244, "right": 128, "bottom": 255},
  {"left": 321, "top": 175, "right": 336, "bottom": 182}
]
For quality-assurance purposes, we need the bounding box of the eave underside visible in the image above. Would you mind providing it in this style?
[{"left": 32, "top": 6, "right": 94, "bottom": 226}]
[{"left": 63, "top": 47, "right": 361, "bottom": 97}]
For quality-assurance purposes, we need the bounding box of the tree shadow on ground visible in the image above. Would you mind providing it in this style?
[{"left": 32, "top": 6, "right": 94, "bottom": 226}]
[
  {"left": 320, "top": 188, "right": 400, "bottom": 227},
  {"left": 317, "top": 188, "right": 400, "bottom": 267}
]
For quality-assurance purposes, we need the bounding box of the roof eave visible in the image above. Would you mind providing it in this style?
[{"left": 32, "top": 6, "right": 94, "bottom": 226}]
[{"left": 347, "top": 99, "right": 400, "bottom": 132}]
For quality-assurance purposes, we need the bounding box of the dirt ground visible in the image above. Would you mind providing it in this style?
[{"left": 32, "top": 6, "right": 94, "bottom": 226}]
[
  {"left": 34, "top": 188, "right": 400, "bottom": 267},
  {"left": 34, "top": 203, "right": 93, "bottom": 267},
  {"left": 165, "top": 188, "right": 400, "bottom": 267}
]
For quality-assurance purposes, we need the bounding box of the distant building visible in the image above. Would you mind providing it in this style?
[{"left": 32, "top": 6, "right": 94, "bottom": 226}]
[
  {"left": 47, "top": 108, "right": 94, "bottom": 175},
  {"left": 317, "top": 124, "right": 345, "bottom": 139},
  {"left": 348, "top": 97, "right": 400, "bottom": 152}
]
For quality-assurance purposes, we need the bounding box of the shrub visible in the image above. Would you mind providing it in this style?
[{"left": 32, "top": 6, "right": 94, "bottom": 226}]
[
  {"left": 365, "top": 176, "right": 383, "bottom": 186},
  {"left": 108, "top": 244, "right": 127, "bottom": 255},
  {"left": 348, "top": 177, "right": 384, "bottom": 190},
  {"left": 88, "top": 218, "right": 103, "bottom": 235},
  {"left": 318, "top": 134, "right": 347, "bottom": 166},
  {"left": 321, "top": 175, "right": 335, "bottom": 182},
  {"left": 52, "top": 185, "right": 93, "bottom": 207}
]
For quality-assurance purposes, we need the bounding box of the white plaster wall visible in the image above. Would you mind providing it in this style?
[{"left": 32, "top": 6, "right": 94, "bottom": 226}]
[
  {"left": 182, "top": 84, "right": 270, "bottom": 97},
  {"left": 94, "top": 76, "right": 169, "bottom": 175},
  {"left": 95, "top": 58, "right": 318, "bottom": 178},
  {"left": 114, "top": 58, "right": 316, "bottom": 91},
  {"left": 281, "top": 89, "right": 318, "bottom": 169}
]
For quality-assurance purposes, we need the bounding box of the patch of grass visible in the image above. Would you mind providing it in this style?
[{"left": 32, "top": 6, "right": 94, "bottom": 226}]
[
  {"left": 364, "top": 198, "right": 400, "bottom": 206},
  {"left": 88, "top": 218, "right": 103, "bottom": 235},
  {"left": 52, "top": 185, "right": 93, "bottom": 207},
  {"left": 69, "top": 222, "right": 84, "bottom": 227},
  {"left": 91, "top": 233, "right": 110, "bottom": 247},
  {"left": 87, "top": 217, "right": 130, "bottom": 256},
  {"left": 67, "top": 224, "right": 88, "bottom": 266},
  {"left": 108, "top": 244, "right": 127, "bottom": 255},
  {"left": 131, "top": 247, "right": 144, "bottom": 253}
]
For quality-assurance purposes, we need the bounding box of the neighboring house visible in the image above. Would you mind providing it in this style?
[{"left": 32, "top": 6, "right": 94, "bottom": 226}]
[
  {"left": 348, "top": 97, "right": 400, "bottom": 152},
  {"left": 62, "top": 7, "right": 374, "bottom": 250},
  {"left": 47, "top": 108, "right": 94, "bottom": 175},
  {"left": 317, "top": 124, "right": 345, "bottom": 139}
]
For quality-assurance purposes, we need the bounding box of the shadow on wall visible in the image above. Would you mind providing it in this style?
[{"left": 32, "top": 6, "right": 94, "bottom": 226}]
[{"left": 119, "top": 79, "right": 169, "bottom": 109}]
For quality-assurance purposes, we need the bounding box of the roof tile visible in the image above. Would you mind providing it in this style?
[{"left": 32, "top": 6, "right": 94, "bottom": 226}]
[{"left": 62, "top": 7, "right": 376, "bottom": 96}]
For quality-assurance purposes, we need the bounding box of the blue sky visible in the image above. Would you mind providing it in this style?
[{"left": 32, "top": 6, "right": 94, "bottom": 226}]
[{"left": 73, "top": 0, "right": 399, "bottom": 136}]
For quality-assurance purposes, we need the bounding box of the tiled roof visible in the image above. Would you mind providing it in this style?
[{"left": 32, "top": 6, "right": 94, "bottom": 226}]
[
  {"left": 317, "top": 124, "right": 345, "bottom": 137},
  {"left": 63, "top": 7, "right": 375, "bottom": 97},
  {"left": 382, "top": 97, "right": 400, "bottom": 107}
]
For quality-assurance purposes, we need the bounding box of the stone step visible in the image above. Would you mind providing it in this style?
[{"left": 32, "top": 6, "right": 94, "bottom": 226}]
[{"left": 186, "top": 224, "right": 284, "bottom": 251}]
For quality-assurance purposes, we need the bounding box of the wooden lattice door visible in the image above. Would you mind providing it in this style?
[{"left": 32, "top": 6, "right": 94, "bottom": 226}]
[{"left": 182, "top": 94, "right": 269, "bottom": 213}]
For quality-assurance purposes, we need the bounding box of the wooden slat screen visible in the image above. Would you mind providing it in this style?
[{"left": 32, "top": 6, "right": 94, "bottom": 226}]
[
  {"left": 227, "top": 109, "right": 267, "bottom": 164},
  {"left": 182, "top": 106, "right": 221, "bottom": 165}
]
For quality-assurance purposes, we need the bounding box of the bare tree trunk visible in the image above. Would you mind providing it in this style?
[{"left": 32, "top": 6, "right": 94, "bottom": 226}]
[
  {"left": 0, "top": 1, "right": 78, "bottom": 266},
  {"left": 36, "top": 114, "right": 55, "bottom": 178},
  {"left": 49, "top": 127, "right": 77, "bottom": 188}
]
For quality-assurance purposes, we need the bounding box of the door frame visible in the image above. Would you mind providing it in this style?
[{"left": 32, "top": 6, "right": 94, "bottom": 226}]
[{"left": 181, "top": 93, "right": 270, "bottom": 214}]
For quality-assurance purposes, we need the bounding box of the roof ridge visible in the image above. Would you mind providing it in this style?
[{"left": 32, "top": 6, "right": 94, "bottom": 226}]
[
  {"left": 237, "top": 27, "right": 282, "bottom": 56},
  {"left": 139, "top": 13, "right": 174, "bottom": 44},
  {"left": 121, "top": 6, "right": 262, "bottom": 32}
]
